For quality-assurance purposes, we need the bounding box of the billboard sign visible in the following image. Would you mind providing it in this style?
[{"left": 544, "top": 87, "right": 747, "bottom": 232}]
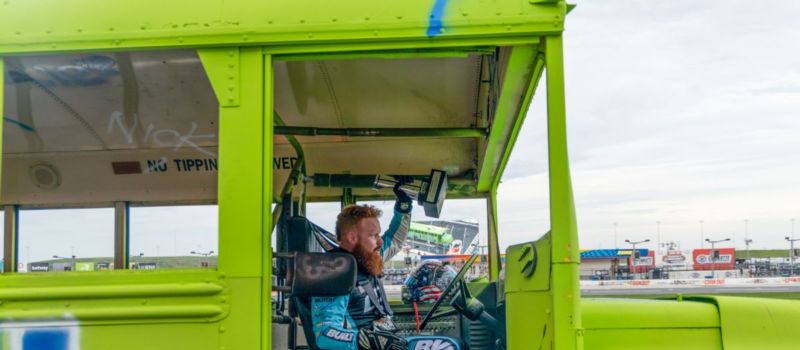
[
  {"left": 138, "top": 262, "right": 157, "bottom": 270},
  {"left": 76, "top": 262, "right": 95, "bottom": 272},
  {"left": 630, "top": 251, "right": 655, "bottom": 273},
  {"left": 693, "top": 248, "right": 735, "bottom": 270},
  {"left": 661, "top": 250, "right": 688, "bottom": 266},
  {"left": 30, "top": 262, "right": 51, "bottom": 272}
]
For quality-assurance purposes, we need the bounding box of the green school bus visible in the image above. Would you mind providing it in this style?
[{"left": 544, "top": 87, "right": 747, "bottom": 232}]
[
  {"left": 1, "top": 1, "right": 799, "bottom": 349},
  {"left": 409, "top": 222, "right": 453, "bottom": 246}
]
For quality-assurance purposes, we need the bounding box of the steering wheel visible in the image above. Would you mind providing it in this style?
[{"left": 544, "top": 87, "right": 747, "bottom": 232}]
[{"left": 418, "top": 254, "right": 479, "bottom": 331}]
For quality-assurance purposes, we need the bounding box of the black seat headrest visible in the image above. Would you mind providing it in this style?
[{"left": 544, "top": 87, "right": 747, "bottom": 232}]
[{"left": 290, "top": 252, "right": 357, "bottom": 297}]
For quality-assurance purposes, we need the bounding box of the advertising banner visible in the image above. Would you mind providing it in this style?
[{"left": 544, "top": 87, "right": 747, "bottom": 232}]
[
  {"left": 138, "top": 262, "right": 157, "bottom": 270},
  {"left": 29, "top": 262, "right": 50, "bottom": 272},
  {"left": 630, "top": 251, "right": 655, "bottom": 273},
  {"left": 693, "top": 248, "right": 735, "bottom": 270},
  {"left": 659, "top": 249, "right": 690, "bottom": 267},
  {"left": 76, "top": 262, "right": 95, "bottom": 272}
]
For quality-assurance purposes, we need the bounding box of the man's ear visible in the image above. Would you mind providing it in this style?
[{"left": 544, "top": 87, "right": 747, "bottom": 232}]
[{"left": 341, "top": 230, "right": 358, "bottom": 246}]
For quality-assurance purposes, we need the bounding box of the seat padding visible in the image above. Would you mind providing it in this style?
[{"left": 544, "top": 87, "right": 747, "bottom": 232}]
[{"left": 291, "top": 252, "right": 357, "bottom": 297}]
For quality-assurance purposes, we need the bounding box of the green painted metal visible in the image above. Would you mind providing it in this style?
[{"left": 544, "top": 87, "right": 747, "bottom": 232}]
[
  {"left": 686, "top": 295, "right": 800, "bottom": 350},
  {"left": 1, "top": 305, "right": 226, "bottom": 321},
  {"left": 485, "top": 54, "right": 545, "bottom": 281},
  {"left": 476, "top": 45, "right": 540, "bottom": 192},
  {"left": 491, "top": 53, "right": 546, "bottom": 191},
  {"left": 0, "top": 270, "right": 228, "bottom": 325},
  {"left": 275, "top": 47, "right": 494, "bottom": 61},
  {"left": 0, "top": 0, "right": 565, "bottom": 54},
  {"left": 198, "top": 48, "right": 241, "bottom": 107},
  {"left": 262, "top": 53, "right": 275, "bottom": 350},
  {"left": 486, "top": 190, "right": 500, "bottom": 281},
  {"left": 505, "top": 235, "right": 554, "bottom": 349},
  {"left": 262, "top": 37, "right": 540, "bottom": 56},
  {"left": 545, "top": 35, "right": 582, "bottom": 349},
  {"left": 582, "top": 329, "right": 722, "bottom": 350},
  {"left": 0, "top": 283, "right": 223, "bottom": 300},
  {"left": 200, "top": 46, "right": 267, "bottom": 348},
  {"left": 274, "top": 126, "right": 487, "bottom": 138},
  {"left": 582, "top": 298, "right": 720, "bottom": 329}
]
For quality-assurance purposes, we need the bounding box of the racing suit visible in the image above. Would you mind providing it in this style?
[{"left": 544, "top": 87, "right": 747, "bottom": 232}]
[{"left": 310, "top": 203, "right": 411, "bottom": 350}]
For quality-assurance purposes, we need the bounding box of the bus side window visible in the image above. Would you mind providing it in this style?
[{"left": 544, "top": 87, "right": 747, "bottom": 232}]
[
  {"left": 129, "top": 205, "right": 218, "bottom": 270},
  {"left": 18, "top": 208, "right": 114, "bottom": 273}
]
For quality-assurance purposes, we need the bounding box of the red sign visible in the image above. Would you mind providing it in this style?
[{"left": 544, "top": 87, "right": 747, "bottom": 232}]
[
  {"left": 692, "top": 248, "right": 735, "bottom": 271},
  {"left": 630, "top": 251, "right": 655, "bottom": 273}
]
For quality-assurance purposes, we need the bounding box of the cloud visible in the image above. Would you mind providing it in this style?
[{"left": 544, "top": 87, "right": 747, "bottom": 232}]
[{"left": 496, "top": 1, "right": 800, "bottom": 251}]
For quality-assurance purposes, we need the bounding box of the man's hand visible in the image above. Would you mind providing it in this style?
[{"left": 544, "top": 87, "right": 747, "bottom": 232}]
[
  {"left": 393, "top": 182, "right": 413, "bottom": 214},
  {"left": 357, "top": 329, "right": 407, "bottom": 350}
]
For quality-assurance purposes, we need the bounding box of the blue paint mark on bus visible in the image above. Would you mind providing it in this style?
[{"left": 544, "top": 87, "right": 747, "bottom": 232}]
[
  {"left": 427, "top": 0, "right": 448, "bottom": 37},
  {"left": 23, "top": 329, "right": 69, "bottom": 350}
]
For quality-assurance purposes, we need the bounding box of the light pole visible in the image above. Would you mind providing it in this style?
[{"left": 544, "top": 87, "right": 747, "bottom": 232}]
[
  {"left": 785, "top": 237, "right": 800, "bottom": 277},
  {"left": 744, "top": 238, "right": 753, "bottom": 275},
  {"left": 705, "top": 238, "right": 730, "bottom": 279},
  {"left": 53, "top": 254, "right": 77, "bottom": 272},
  {"left": 613, "top": 222, "right": 618, "bottom": 249},
  {"left": 624, "top": 239, "right": 650, "bottom": 279},
  {"left": 190, "top": 250, "right": 215, "bottom": 268}
]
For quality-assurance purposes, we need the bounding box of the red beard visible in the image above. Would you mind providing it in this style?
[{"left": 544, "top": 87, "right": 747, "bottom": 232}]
[{"left": 353, "top": 242, "right": 384, "bottom": 277}]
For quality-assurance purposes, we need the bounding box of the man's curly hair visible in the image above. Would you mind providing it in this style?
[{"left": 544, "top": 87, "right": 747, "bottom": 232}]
[{"left": 336, "top": 204, "right": 383, "bottom": 241}]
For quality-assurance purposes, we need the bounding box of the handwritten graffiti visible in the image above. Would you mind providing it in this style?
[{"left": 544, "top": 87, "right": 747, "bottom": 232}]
[{"left": 107, "top": 111, "right": 216, "bottom": 157}]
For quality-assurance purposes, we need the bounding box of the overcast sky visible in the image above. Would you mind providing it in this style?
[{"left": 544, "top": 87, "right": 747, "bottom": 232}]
[
  {"left": 497, "top": 1, "right": 800, "bottom": 252},
  {"left": 4, "top": 1, "right": 800, "bottom": 264}
]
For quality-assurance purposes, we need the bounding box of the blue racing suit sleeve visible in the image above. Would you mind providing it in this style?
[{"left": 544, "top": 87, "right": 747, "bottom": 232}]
[
  {"left": 380, "top": 208, "right": 411, "bottom": 262},
  {"left": 311, "top": 295, "right": 358, "bottom": 350}
]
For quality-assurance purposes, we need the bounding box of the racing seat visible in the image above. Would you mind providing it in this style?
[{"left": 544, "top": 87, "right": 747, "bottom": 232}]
[{"left": 274, "top": 251, "right": 357, "bottom": 350}]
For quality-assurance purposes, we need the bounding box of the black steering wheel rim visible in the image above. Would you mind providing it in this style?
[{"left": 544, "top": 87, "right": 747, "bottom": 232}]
[{"left": 418, "top": 254, "right": 480, "bottom": 331}]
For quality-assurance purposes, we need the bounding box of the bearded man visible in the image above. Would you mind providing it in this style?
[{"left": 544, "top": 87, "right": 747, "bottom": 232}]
[{"left": 310, "top": 189, "right": 412, "bottom": 350}]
